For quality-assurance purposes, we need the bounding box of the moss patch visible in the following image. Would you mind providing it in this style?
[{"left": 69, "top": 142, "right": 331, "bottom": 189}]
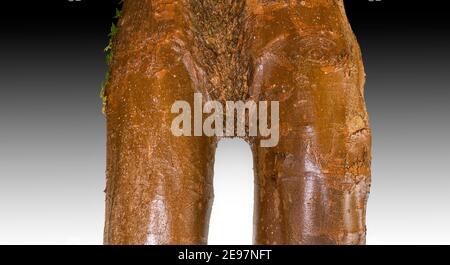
[{"left": 101, "top": 5, "right": 123, "bottom": 113}]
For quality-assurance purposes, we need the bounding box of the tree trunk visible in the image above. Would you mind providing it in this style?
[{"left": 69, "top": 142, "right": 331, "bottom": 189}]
[{"left": 103, "top": 0, "right": 371, "bottom": 245}]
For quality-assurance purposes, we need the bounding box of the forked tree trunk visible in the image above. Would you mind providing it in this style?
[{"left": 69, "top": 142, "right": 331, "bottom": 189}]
[{"left": 103, "top": 0, "right": 371, "bottom": 245}]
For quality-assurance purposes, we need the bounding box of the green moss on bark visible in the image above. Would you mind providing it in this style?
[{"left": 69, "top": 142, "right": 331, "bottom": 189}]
[{"left": 101, "top": 6, "right": 123, "bottom": 114}]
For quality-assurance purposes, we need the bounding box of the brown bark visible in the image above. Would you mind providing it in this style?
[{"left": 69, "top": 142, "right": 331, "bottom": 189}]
[{"left": 103, "top": 0, "right": 371, "bottom": 245}]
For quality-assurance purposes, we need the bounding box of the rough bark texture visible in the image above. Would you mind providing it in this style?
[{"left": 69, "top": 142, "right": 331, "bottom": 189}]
[{"left": 103, "top": 0, "right": 371, "bottom": 245}]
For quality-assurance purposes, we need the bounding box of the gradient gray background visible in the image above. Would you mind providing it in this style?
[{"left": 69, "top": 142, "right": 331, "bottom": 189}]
[{"left": 0, "top": 1, "right": 449, "bottom": 244}]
